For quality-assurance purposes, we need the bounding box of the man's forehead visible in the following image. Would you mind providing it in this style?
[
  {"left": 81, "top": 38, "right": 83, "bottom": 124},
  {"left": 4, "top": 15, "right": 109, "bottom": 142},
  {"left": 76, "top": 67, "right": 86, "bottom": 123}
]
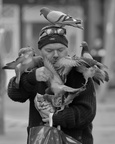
[{"left": 42, "top": 43, "right": 67, "bottom": 49}]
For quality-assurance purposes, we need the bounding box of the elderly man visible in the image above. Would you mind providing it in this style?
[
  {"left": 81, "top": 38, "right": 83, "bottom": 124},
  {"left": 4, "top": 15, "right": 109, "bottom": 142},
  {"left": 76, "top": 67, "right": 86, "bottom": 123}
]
[{"left": 7, "top": 25, "right": 96, "bottom": 144}]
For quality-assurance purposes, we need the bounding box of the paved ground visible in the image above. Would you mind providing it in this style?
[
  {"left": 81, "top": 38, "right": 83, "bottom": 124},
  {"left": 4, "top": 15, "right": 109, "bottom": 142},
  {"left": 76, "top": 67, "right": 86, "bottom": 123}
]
[
  {"left": 93, "top": 103, "right": 115, "bottom": 144},
  {"left": 0, "top": 71, "right": 115, "bottom": 144}
]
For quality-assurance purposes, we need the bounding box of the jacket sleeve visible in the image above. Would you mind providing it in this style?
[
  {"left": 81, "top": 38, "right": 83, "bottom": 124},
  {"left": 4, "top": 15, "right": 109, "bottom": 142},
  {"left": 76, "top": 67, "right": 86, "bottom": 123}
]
[
  {"left": 19, "top": 69, "right": 38, "bottom": 92},
  {"left": 7, "top": 76, "right": 30, "bottom": 102},
  {"left": 7, "top": 69, "right": 38, "bottom": 102},
  {"left": 53, "top": 78, "right": 96, "bottom": 129}
]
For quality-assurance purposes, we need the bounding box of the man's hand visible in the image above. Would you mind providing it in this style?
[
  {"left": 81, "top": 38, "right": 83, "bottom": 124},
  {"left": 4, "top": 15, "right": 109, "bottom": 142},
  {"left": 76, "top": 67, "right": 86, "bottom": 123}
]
[
  {"left": 38, "top": 105, "right": 54, "bottom": 126},
  {"left": 42, "top": 113, "right": 54, "bottom": 127},
  {"left": 35, "top": 66, "right": 51, "bottom": 81}
]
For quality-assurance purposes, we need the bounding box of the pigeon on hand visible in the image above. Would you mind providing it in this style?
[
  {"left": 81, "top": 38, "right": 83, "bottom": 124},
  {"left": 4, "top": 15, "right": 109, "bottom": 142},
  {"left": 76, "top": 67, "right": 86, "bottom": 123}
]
[
  {"left": 80, "top": 41, "right": 93, "bottom": 59},
  {"left": 34, "top": 93, "right": 55, "bottom": 119},
  {"left": 2, "top": 46, "right": 43, "bottom": 87},
  {"left": 40, "top": 7, "right": 83, "bottom": 29},
  {"left": 43, "top": 93, "right": 63, "bottom": 108},
  {"left": 42, "top": 87, "right": 86, "bottom": 113}
]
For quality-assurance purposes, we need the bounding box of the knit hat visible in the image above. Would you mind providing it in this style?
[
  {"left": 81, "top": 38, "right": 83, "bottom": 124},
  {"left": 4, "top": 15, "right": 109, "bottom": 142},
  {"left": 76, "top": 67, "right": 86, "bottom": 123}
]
[{"left": 38, "top": 25, "right": 68, "bottom": 49}]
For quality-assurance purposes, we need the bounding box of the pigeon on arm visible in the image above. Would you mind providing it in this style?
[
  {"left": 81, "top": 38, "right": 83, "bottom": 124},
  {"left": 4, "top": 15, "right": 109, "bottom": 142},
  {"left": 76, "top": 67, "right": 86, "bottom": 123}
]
[
  {"left": 55, "top": 54, "right": 109, "bottom": 86},
  {"left": 2, "top": 46, "right": 43, "bottom": 87},
  {"left": 80, "top": 41, "right": 109, "bottom": 85}
]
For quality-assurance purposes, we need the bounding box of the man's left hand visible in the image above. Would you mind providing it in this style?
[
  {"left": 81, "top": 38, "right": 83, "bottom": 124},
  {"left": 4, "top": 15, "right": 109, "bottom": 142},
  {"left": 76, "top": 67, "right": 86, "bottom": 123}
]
[{"left": 42, "top": 113, "right": 53, "bottom": 126}]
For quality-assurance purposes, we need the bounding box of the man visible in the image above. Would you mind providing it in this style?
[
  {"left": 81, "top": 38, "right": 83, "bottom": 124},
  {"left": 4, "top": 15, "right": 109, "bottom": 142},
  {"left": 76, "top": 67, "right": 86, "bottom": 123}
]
[{"left": 7, "top": 25, "right": 96, "bottom": 144}]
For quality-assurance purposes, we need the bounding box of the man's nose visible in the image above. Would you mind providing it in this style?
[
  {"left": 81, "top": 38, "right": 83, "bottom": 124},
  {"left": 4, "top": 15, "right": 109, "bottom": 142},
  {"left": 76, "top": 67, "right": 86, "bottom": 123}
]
[{"left": 54, "top": 50, "right": 58, "bottom": 57}]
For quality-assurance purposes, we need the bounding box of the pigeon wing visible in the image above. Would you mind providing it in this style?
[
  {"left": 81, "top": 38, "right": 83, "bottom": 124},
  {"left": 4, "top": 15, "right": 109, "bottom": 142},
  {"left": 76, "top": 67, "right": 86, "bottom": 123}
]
[
  {"left": 47, "top": 11, "right": 66, "bottom": 23},
  {"left": 62, "top": 85, "right": 85, "bottom": 93},
  {"left": 93, "top": 68, "right": 109, "bottom": 84},
  {"left": 55, "top": 56, "right": 84, "bottom": 68}
]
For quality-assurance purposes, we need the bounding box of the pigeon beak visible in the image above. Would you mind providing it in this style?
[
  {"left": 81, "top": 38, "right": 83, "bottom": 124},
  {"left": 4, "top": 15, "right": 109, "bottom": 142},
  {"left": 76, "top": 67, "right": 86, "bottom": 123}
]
[
  {"left": 75, "top": 19, "right": 82, "bottom": 24},
  {"left": 40, "top": 12, "right": 42, "bottom": 15},
  {"left": 77, "top": 25, "right": 84, "bottom": 30}
]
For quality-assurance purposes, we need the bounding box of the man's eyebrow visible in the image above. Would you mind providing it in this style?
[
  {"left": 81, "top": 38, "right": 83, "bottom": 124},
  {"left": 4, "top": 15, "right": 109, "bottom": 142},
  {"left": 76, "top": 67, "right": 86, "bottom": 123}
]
[
  {"left": 44, "top": 47, "right": 52, "bottom": 49},
  {"left": 45, "top": 48, "right": 53, "bottom": 50},
  {"left": 59, "top": 47, "right": 66, "bottom": 49},
  {"left": 44, "top": 47, "right": 66, "bottom": 50}
]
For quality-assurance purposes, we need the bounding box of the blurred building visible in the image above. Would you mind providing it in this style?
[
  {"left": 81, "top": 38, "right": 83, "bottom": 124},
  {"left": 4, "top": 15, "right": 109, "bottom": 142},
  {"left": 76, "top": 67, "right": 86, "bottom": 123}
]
[
  {"left": 2, "top": 0, "right": 106, "bottom": 56},
  {"left": 2, "top": 0, "right": 86, "bottom": 60}
]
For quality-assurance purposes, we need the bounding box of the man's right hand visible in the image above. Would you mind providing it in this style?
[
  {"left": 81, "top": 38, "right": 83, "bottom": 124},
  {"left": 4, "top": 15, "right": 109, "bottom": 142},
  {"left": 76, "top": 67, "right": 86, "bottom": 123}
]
[{"left": 35, "top": 66, "right": 51, "bottom": 82}]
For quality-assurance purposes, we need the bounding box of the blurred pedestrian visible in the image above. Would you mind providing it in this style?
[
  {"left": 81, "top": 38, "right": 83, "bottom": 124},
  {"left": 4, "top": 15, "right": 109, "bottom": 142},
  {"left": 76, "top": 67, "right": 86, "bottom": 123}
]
[{"left": 7, "top": 25, "right": 96, "bottom": 144}]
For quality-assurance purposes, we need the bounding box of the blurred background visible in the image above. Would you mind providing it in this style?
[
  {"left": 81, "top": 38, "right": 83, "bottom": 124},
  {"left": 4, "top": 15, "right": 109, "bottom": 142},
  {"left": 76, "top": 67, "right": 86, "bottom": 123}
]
[{"left": 0, "top": 0, "right": 115, "bottom": 144}]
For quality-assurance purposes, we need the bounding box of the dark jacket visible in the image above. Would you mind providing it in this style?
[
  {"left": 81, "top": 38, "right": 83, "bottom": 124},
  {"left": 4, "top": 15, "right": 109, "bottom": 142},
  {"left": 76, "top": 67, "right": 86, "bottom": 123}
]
[{"left": 7, "top": 64, "right": 96, "bottom": 144}]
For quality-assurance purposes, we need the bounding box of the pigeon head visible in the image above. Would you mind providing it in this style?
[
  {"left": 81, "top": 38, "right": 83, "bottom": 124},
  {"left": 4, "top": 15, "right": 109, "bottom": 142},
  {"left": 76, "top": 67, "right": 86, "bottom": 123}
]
[
  {"left": 18, "top": 47, "right": 35, "bottom": 56},
  {"left": 80, "top": 41, "right": 93, "bottom": 59},
  {"left": 40, "top": 7, "right": 50, "bottom": 16},
  {"left": 81, "top": 41, "right": 88, "bottom": 47}
]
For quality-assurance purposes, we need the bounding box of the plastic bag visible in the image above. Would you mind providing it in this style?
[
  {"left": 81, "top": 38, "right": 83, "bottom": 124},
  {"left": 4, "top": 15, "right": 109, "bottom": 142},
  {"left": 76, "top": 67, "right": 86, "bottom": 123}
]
[{"left": 28, "top": 125, "right": 82, "bottom": 144}]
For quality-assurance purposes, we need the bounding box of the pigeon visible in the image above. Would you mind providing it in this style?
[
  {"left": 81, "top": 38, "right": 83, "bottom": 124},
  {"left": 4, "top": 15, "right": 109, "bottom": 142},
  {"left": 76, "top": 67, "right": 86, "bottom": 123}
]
[
  {"left": 54, "top": 55, "right": 89, "bottom": 77},
  {"left": 59, "top": 87, "right": 86, "bottom": 112},
  {"left": 2, "top": 46, "right": 43, "bottom": 87},
  {"left": 34, "top": 93, "right": 55, "bottom": 112},
  {"left": 43, "top": 57, "right": 86, "bottom": 98},
  {"left": 55, "top": 55, "right": 109, "bottom": 85},
  {"left": 42, "top": 86, "right": 86, "bottom": 114},
  {"left": 76, "top": 56, "right": 109, "bottom": 85},
  {"left": 35, "top": 87, "right": 85, "bottom": 114},
  {"left": 80, "top": 41, "right": 93, "bottom": 59},
  {"left": 40, "top": 7, "right": 83, "bottom": 29},
  {"left": 80, "top": 41, "right": 109, "bottom": 85}
]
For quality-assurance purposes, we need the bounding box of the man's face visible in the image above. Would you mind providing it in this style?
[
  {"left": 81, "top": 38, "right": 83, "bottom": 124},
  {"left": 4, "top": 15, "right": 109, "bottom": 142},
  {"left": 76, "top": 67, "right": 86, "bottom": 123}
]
[{"left": 40, "top": 43, "right": 68, "bottom": 64}]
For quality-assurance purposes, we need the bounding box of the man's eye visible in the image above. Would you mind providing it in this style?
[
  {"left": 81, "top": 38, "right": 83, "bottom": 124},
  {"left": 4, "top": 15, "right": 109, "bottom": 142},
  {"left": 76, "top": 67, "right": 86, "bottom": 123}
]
[
  {"left": 46, "top": 50, "right": 52, "bottom": 52},
  {"left": 58, "top": 49, "right": 63, "bottom": 52}
]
